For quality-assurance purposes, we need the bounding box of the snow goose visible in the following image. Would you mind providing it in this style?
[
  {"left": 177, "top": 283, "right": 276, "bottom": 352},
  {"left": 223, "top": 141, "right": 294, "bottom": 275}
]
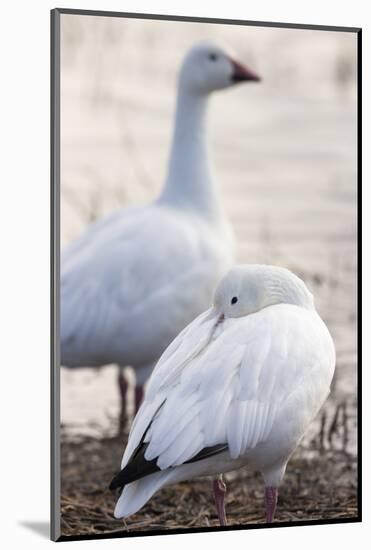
[
  {"left": 110, "top": 265, "right": 336, "bottom": 524},
  {"left": 61, "top": 42, "right": 260, "bottom": 429}
]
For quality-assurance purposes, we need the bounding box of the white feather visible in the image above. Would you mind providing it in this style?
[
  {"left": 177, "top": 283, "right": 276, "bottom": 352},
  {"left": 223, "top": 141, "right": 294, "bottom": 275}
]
[{"left": 117, "top": 300, "right": 335, "bottom": 480}]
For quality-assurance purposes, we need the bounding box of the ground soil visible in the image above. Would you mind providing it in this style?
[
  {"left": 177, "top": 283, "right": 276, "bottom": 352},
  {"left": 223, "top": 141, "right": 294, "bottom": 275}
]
[{"left": 60, "top": 428, "right": 358, "bottom": 538}]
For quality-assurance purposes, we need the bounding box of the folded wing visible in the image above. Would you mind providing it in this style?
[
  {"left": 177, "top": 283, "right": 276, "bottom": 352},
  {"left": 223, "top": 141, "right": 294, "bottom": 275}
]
[{"left": 113, "top": 304, "right": 334, "bottom": 487}]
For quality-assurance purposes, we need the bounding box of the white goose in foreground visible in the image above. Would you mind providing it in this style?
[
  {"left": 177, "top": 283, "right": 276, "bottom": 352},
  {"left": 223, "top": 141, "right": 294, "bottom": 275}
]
[
  {"left": 110, "top": 265, "right": 336, "bottom": 525},
  {"left": 61, "top": 42, "right": 260, "bottom": 428}
]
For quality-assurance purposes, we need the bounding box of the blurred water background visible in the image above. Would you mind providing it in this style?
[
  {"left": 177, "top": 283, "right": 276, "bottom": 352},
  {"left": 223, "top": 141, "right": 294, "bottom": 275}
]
[{"left": 60, "top": 15, "right": 357, "bottom": 456}]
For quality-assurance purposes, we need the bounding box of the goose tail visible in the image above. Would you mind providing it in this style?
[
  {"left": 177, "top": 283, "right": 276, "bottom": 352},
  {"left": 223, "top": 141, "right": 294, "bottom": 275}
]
[{"left": 113, "top": 470, "right": 174, "bottom": 519}]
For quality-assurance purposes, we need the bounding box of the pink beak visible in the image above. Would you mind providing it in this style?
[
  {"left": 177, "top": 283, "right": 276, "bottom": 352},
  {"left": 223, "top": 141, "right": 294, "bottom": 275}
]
[{"left": 230, "top": 58, "right": 261, "bottom": 83}]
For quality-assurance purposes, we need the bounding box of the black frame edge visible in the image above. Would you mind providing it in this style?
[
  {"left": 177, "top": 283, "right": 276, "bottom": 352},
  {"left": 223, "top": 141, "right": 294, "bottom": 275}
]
[
  {"left": 54, "top": 7, "right": 360, "bottom": 33},
  {"left": 356, "top": 27, "right": 362, "bottom": 523},
  {"left": 51, "top": 7, "right": 61, "bottom": 543}
]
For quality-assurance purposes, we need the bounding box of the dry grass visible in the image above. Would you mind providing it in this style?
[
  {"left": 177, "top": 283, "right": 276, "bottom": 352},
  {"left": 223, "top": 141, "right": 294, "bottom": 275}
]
[{"left": 60, "top": 429, "right": 358, "bottom": 537}]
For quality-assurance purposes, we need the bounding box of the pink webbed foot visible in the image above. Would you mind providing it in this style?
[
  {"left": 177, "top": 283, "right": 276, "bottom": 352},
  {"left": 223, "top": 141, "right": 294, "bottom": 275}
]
[
  {"left": 213, "top": 475, "right": 227, "bottom": 526},
  {"left": 117, "top": 368, "right": 129, "bottom": 434},
  {"left": 264, "top": 486, "right": 278, "bottom": 523}
]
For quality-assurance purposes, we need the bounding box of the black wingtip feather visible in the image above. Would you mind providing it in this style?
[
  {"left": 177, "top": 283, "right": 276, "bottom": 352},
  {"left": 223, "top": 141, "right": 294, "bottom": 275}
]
[
  {"left": 109, "top": 447, "right": 160, "bottom": 491},
  {"left": 109, "top": 443, "right": 229, "bottom": 491}
]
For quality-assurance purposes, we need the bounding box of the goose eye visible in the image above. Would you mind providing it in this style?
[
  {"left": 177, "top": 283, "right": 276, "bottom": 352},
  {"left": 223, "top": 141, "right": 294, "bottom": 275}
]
[
  {"left": 231, "top": 296, "right": 238, "bottom": 305},
  {"left": 209, "top": 53, "right": 218, "bottom": 61}
]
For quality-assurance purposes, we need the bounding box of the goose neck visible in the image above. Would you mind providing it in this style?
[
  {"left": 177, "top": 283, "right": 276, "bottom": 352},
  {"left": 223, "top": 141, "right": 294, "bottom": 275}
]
[{"left": 158, "top": 89, "right": 223, "bottom": 221}]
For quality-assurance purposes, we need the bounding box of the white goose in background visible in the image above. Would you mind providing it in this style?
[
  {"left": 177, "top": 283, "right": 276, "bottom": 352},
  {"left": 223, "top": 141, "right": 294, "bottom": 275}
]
[
  {"left": 110, "top": 265, "right": 336, "bottom": 525},
  {"left": 61, "top": 42, "right": 261, "bottom": 429}
]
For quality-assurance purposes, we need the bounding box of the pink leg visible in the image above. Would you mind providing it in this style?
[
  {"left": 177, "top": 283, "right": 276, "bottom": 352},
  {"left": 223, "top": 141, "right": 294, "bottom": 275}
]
[
  {"left": 212, "top": 475, "right": 227, "bottom": 526},
  {"left": 264, "top": 486, "right": 278, "bottom": 523},
  {"left": 117, "top": 368, "right": 128, "bottom": 433},
  {"left": 134, "top": 384, "right": 144, "bottom": 414}
]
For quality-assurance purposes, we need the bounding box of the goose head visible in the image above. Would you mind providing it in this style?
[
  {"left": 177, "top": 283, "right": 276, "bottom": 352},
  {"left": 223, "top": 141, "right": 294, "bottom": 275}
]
[
  {"left": 179, "top": 41, "right": 261, "bottom": 95},
  {"left": 213, "top": 265, "right": 314, "bottom": 319}
]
